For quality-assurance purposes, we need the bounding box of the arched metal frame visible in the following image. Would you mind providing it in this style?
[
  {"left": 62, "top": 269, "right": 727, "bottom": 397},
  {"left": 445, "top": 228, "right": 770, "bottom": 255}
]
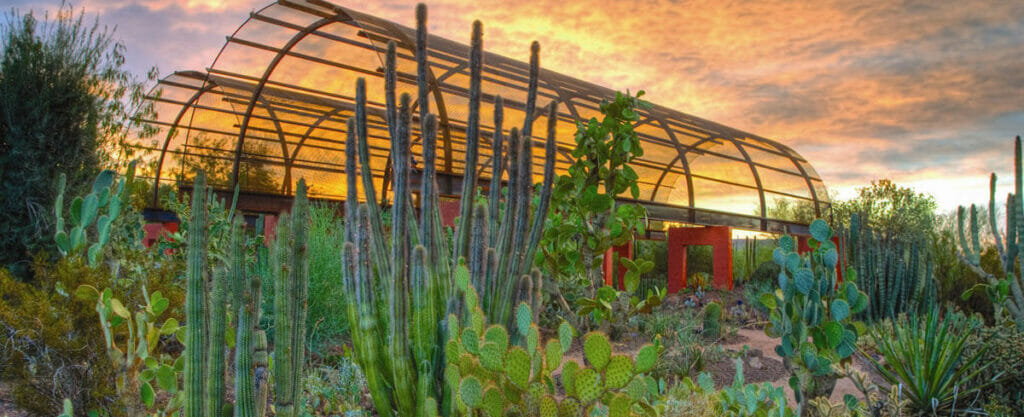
[{"left": 130, "top": 0, "right": 830, "bottom": 233}]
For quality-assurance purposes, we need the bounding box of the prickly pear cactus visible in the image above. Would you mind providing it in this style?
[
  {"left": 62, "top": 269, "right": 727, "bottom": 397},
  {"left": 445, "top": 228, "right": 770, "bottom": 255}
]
[
  {"left": 53, "top": 161, "right": 137, "bottom": 268},
  {"left": 448, "top": 265, "right": 660, "bottom": 417},
  {"left": 761, "top": 219, "right": 867, "bottom": 414}
]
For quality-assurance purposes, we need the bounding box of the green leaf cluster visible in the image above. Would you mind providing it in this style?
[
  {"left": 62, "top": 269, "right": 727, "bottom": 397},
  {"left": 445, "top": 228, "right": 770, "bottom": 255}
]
[{"left": 539, "top": 90, "right": 651, "bottom": 293}]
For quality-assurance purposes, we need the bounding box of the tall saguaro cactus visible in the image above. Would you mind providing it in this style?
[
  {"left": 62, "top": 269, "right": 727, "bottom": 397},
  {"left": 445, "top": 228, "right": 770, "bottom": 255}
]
[
  {"left": 341, "top": 4, "right": 558, "bottom": 416},
  {"left": 957, "top": 135, "right": 1024, "bottom": 329}
]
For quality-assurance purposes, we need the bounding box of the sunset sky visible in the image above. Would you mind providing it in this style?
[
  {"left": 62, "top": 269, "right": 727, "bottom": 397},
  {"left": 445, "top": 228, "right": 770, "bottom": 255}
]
[{"left": 9, "top": 0, "right": 1024, "bottom": 212}]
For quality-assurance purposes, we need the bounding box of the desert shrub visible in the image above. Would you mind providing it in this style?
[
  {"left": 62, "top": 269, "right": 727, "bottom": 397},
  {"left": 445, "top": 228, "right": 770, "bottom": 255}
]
[
  {"left": 0, "top": 257, "right": 118, "bottom": 415},
  {"left": 930, "top": 229, "right": 996, "bottom": 321},
  {"left": 749, "top": 261, "right": 781, "bottom": 285},
  {"left": 0, "top": 5, "right": 154, "bottom": 277},
  {"left": 305, "top": 203, "right": 349, "bottom": 349},
  {"left": 964, "top": 324, "right": 1024, "bottom": 414},
  {"left": 303, "top": 356, "right": 369, "bottom": 416},
  {"left": 649, "top": 310, "right": 708, "bottom": 385}
]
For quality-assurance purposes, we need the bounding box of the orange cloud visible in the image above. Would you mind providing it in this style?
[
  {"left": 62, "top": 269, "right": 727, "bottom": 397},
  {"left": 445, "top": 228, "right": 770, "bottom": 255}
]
[{"left": 10, "top": 0, "right": 1024, "bottom": 211}]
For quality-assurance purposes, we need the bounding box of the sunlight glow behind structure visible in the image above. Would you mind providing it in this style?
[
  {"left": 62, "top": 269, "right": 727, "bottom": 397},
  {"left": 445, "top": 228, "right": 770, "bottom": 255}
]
[{"left": 129, "top": 0, "right": 829, "bottom": 233}]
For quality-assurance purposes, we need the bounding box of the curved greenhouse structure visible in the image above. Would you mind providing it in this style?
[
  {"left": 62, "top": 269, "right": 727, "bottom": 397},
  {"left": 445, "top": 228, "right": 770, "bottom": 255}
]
[{"left": 130, "top": 0, "right": 829, "bottom": 233}]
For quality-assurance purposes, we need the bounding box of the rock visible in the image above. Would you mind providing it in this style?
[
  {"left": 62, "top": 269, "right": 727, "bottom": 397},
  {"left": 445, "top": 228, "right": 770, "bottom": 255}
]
[{"left": 748, "top": 356, "right": 763, "bottom": 370}]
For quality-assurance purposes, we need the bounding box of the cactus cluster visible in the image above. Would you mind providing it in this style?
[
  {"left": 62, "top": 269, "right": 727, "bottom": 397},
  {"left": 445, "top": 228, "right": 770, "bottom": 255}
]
[
  {"left": 449, "top": 269, "right": 659, "bottom": 417},
  {"left": 54, "top": 162, "right": 136, "bottom": 267},
  {"left": 762, "top": 219, "right": 868, "bottom": 414},
  {"left": 340, "top": 4, "right": 556, "bottom": 416},
  {"left": 701, "top": 301, "right": 722, "bottom": 341},
  {"left": 183, "top": 171, "right": 308, "bottom": 417},
  {"left": 845, "top": 213, "right": 936, "bottom": 322},
  {"left": 957, "top": 136, "right": 1024, "bottom": 329}
]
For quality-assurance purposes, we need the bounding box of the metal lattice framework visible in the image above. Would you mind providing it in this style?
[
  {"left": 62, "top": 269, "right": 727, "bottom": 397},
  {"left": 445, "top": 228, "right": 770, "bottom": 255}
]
[{"left": 130, "top": 0, "right": 829, "bottom": 233}]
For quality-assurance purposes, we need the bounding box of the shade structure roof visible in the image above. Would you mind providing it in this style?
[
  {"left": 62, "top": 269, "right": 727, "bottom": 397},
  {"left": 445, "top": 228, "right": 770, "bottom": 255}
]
[{"left": 130, "top": 0, "right": 829, "bottom": 233}]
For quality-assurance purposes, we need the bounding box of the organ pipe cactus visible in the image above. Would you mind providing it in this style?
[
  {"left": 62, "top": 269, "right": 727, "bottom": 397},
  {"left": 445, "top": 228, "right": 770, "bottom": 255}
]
[
  {"left": 340, "top": 4, "right": 556, "bottom": 416},
  {"left": 182, "top": 171, "right": 309, "bottom": 416},
  {"left": 273, "top": 180, "right": 311, "bottom": 417},
  {"left": 184, "top": 171, "right": 210, "bottom": 417},
  {"left": 957, "top": 135, "right": 1024, "bottom": 329},
  {"left": 845, "top": 213, "right": 935, "bottom": 322}
]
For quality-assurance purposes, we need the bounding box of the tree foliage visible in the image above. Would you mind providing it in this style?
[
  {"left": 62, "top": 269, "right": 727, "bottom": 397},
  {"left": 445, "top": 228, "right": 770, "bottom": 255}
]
[
  {"left": 538, "top": 91, "right": 650, "bottom": 296},
  {"left": 831, "top": 179, "right": 936, "bottom": 241},
  {"left": 0, "top": 5, "right": 153, "bottom": 275}
]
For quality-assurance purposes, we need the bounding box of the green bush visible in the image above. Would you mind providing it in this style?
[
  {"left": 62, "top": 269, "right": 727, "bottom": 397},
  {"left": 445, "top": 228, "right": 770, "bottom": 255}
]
[
  {"left": 964, "top": 325, "right": 1024, "bottom": 414},
  {"left": 0, "top": 5, "right": 154, "bottom": 276},
  {"left": 749, "top": 261, "right": 781, "bottom": 285},
  {"left": 306, "top": 203, "right": 349, "bottom": 349}
]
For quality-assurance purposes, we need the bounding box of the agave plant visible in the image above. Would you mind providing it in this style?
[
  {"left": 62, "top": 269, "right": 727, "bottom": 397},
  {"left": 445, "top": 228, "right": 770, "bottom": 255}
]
[{"left": 866, "top": 308, "right": 999, "bottom": 415}]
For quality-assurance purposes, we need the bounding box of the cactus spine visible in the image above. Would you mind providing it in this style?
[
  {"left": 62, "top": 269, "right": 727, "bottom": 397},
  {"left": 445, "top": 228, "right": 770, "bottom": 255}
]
[
  {"left": 341, "top": 4, "right": 557, "bottom": 416},
  {"left": 958, "top": 135, "right": 1024, "bottom": 329}
]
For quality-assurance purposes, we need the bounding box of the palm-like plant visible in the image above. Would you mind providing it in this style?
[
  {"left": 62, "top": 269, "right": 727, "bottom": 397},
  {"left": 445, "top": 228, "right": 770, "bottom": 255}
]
[{"left": 866, "top": 308, "right": 999, "bottom": 415}]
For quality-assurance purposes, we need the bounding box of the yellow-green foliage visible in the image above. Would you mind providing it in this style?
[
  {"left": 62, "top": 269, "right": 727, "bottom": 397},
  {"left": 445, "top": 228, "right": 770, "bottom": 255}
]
[
  {"left": 965, "top": 325, "right": 1024, "bottom": 414},
  {"left": 0, "top": 257, "right": 117, "bottom": 415}
]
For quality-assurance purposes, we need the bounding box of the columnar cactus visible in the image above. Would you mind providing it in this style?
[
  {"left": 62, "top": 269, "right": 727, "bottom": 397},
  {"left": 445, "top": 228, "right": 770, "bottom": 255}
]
[
  {"left": 702, "top": 301, "right": 722, "bottom": 341},
  {"left": 182, "top": 172, "right": 309, "bottom": 417},
  {"left": 762, "top": 219, "right": 868, "bottom": 415},
  {"left": 206, "top": 266, "right": 227, "bottom": 417},
  {"left": 273, "top": 180, "right": 310, "bottom": 417},
  {"left": 184, "top": 171, "right": 210, "bottom": 417},
  {"left": 846, "top": 213, "right": 935, "bottom": 322},
  {"left": 957, "top": 136, "right": 1024, "bottom": 329},
  {"left": 340, "top": 4, "right": 557, "bottom": 416}
]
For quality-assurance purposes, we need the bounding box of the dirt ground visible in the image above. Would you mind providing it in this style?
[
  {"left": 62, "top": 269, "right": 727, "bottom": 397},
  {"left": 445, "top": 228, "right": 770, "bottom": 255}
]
[{"left": 0, "top": 382, "right": 29, "bottom": 417}]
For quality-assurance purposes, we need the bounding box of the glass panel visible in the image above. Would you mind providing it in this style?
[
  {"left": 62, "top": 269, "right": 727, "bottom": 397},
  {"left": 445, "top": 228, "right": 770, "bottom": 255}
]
[
  {"left": 687, "top": 154, "right": 757, "bottom": 187},
  {"left": 757, "top": 166, "right": 811, "bottom": 198},
  {"left": 692, "top": 177, "right": 761, "bottom": 215}
]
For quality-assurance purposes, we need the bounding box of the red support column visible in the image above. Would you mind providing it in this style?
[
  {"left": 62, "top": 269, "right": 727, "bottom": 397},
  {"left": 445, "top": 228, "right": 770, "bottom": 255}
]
[
  {"left": 602, "top": 240, "right": 634, "bottom": 290},
  {"left": 666, "top": 226, "right": 733, "bottom": 293}
]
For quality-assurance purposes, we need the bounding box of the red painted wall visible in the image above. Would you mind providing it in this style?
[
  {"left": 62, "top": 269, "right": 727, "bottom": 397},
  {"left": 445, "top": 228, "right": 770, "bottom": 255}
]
[{"left": 666, "top": 226, "right": 733, "bottom": 293}]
